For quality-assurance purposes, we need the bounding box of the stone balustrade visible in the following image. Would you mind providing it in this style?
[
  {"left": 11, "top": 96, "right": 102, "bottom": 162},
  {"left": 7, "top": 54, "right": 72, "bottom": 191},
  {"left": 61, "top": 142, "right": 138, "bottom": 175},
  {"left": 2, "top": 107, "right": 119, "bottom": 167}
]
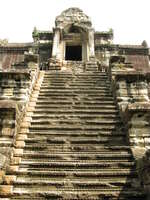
[
  {"left": 109, "top": 56, "right": 150, "bottom": 199},
  {"left": 0, "top": 52, "right": 39, "bottom": 189}
]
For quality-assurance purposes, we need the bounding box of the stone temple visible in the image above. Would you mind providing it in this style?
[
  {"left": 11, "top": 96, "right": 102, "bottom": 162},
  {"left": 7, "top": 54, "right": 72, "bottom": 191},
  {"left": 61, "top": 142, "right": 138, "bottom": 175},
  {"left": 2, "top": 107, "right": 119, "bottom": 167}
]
[{"left": 0, "top": 7, "right": 150, "bottom": 199}]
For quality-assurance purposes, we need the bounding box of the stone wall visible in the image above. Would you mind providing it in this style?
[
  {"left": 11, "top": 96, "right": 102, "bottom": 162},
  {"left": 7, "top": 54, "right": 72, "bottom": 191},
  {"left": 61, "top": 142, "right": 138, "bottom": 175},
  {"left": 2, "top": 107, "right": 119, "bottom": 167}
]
[
  {"left": 110, "top": 70, "right": 150, "bottom": 148},
  {"left": 0, "top": 70, "right": 30, "bottom": 102},
  {"left": 0, "top": 52, "right": 39, "bottom": 185},
  {"left": 109, "top": 56, "right": 150, "bottom": 198},
  {"left": 0, "top": 102, "right": 16, "bottom": 171}
]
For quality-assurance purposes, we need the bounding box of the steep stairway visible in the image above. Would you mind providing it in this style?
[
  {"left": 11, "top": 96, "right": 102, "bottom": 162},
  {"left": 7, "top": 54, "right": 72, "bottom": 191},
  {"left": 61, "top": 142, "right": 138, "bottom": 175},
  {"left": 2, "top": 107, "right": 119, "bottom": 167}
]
[{"left": 1, "top": 67, "right": 146, "bottom": 199}]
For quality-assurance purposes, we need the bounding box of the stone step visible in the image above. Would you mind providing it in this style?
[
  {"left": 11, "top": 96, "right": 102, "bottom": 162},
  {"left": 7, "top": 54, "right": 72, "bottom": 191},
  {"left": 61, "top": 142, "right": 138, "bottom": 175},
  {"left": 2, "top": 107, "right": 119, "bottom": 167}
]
[
  {"left": 23, "top": 144, "right": 131, "bottom": 152},
  {"left": 42, "top": 80, "right": 109, "bottom": 85},
  {"left": 13, "top": 180, "right": 133, "bottom": 189},
  {"left": 40, "top": 84, "right": 110, "bottom": 89},
  {"left": 24, "top": 144, "right": 131, "bottom": 152},
  {"left": 32, "top": 111, "right": 117, "bottom": 117},
  {"left": 13, "top": 176, "right": 136, "bottom": 185},
  {"left": 19, "top": 144, "right": 131, "bottom": 152},
  {"left": 38, "top": 91, "right": 112, "bottom": 96},
  {"left": 12, "top": 187, "right": 145, "bottom": 200},
  {"left": 11, "top": 196, "right": 145, "bottom": 200},
  {"left": 12, "top": 179, "right": 136, "bottom": 190},
  {"left": 39, "top": 90, "right": 111, "bottom": 94},
  {"left": 17, "top": 163, "right": 134, "bottom": 171},
  {"left": 28, "top": 126, "right": 121, "bottom": 133},
  {"left": 26, "top": 128, "right": 123, "bottom": 134},
  {"left": 27, "top": 130, "right": 124, "bottom": 137},
  {"left": 11, "top": 168, "right": 137, "bottom": 177},
  {"left": 41, "top": 84, "right": 110, "bottom": 88},
  {"left": 33, "top": 110, "right": 116, "bottom": 117},
  {"left": 43, "top": 72, "right": 108, "bottom": 76},
  {"left": 13, "top": 175, "right": 135, "bottom": 182},
  {"left": 43, "top": 76, "right": 107, "bottom": 79},
  {"left": 43, "top": 78, "right": 109, "bottom": 82},
  {"left": 16, "top": 151, "right": 132, "bottom": 159},
  {"left": 42, "top": 80, "right": 109, "bottom": 84},
  {"left": 29, "top": 125, "right": 121, "bottom": 132},
  {"left": 43, "top": 75, "right": 73, "bottom": 79},
  {"left": 0, "top": 139, "right": 13, "bottom": 147},
  {"left": 34, "top": 105, "right": 116, "bottom": 109},
  {"left": 44, "top": 72, "right": 107, "bottom": 76},
  {"left": 40, "top": 84, "right": 110, "bottom": 88},
  {"left": 0, "top": 97, "right": 25, "bottom": 101},
  {"left": 44, "top": 73, "right": 107, "bottom": 77},
  {"left": 40, "top": 88, "right": 110, "bottom": 92},
  {"left": 25, "top": 132, "right": 125, "bottom": 139},
  {"left": 19, "top": 158, "right": 134, "bottom": 167},
  {"left": 32, "top": 114, "right": 118, "bottom": 120},
  {"left": 41, "top": 82, "right": 110, "bottom": 86},
  {"left": 43, "top": 79, "right": 108, "bottom": 83},
  {"left": 30, "top": 118, "right": 121, "bottom": 125},
  {"left": 19, "top": 160, "right": 135, "bottom": 169},
  {"left": 38, "top": 94, "right": 113, "bottom": 99},
  {"left": 37, "top": 96, "right": 115, "bottom": 101},
  {"left": 32, "top": 110, "right": 118, "bottom": 115},
  {"left": 36, "top": 100, "right": 115, "bottom": 105},
  {"left": 33, "top": 107, "right": 117, "bottom": 113},
  {"left": 23, "top": 140, "right": 126, "bottom": 147},
  {"left": 21, "top": 133, "right": 126, "bottom": 144}
]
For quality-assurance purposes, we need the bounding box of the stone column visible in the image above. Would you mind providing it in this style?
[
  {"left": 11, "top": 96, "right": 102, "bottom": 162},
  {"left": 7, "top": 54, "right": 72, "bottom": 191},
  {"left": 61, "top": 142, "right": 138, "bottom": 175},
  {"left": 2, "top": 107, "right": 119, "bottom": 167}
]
[
  {"left": 88, "top": 28, "right": 95, "bottom": 58},
  {"left": 52, "top": 28, "right": 60, "bottom": 58}
]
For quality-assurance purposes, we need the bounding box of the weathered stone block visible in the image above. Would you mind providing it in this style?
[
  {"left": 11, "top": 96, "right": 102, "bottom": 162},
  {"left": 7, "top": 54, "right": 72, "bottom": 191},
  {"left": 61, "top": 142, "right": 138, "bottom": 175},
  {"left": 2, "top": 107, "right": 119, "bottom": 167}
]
[
  {"left": 28, "top": 102, "right": 36, "bottom": 107},
  {"left": 0, "top": 154, "right": 6, "bottom": 170},
  {"left": 144, "top": 138, "right": 150, "bottom": 146},
  {"left": 16, "top": 134, "right": 27, "bottom": 140},
  {"left": 20, "top": 121, "right": 30, "bottom": 128},
  {"left": 23, "top": 117, "right": 32, "bottom": 122},
  {"left": 11, "top": 157, "right": 21, "bottom": 165},
  {"left": 26, "top": 106, "right": 35, "bottom": 112},
  {"left": 4, "top": 175, "right": 16, "bottom": 185},
  {"left": 129, "top": 137, "right": 144, "bottom": 147},
  {"left": 15, "top": 141, "right": 25, "bottom": 148},
  {"left": 1, "top": 128, "right": 14, "bottom": 137},
  {"left": 19, "top": 128, "right": 29, "bottom": 134},
  {"left": 0, "top": 185, "right": 13, "bottom": 196},
  {"left": 0, "top": 170, "right": 5, "bottom": 184},
  {"left": 13, "top": 148, "right": 23, "bottom": 156},
  {"left": 31, "top": 93, "right": 39, "bottom": 98},
  {"left": 8, "top": 165, "right": 19, "bottom": 173}
]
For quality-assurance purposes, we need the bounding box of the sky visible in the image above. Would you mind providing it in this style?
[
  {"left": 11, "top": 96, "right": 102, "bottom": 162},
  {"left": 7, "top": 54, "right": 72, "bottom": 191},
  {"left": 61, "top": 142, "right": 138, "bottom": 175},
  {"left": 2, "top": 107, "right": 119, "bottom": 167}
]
[{"left": 0, "top": 0, "right": 150, "bottom": 45}]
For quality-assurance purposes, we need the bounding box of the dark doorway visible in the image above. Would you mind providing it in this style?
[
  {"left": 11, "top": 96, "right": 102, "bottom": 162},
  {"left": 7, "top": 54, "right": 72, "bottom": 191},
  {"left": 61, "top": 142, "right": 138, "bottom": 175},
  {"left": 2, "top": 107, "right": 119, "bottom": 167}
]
[{"left": 65, "top": 45, "right": 82, "bottom": 61}]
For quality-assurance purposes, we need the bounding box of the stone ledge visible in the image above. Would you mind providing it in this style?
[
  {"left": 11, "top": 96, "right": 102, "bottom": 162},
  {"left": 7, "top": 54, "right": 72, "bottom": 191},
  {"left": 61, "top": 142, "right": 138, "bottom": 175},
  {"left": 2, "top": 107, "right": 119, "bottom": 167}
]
[
  {"left": 0, "top": 185, "right": 13, "bottom": 196},
  {"left": 127, "top": 102, "right": 150, "bottom": 112},
  {"left": 3, "top": 175, "right": 16, "bottom": 185},
  {"left": 0, "top": 171, "right": 5, "bottom": 184},
  {"left": 0, "top": 101, "right": 16, "bottom": 109},
  {"left": 112, "top": 71, "right": 150, "bottom": 81},
  {"left": 0, "top": 69, "right": 30, "bottom": 75},
  {"left": 24, "top": 52, "right": 39, "bottom": 63}
]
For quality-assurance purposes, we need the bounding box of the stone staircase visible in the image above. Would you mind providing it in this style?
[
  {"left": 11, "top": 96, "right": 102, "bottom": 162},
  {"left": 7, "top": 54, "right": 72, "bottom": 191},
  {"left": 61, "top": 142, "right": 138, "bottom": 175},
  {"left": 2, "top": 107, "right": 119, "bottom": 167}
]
[{"left": 0, "top": 66, "right": 146, "bottom": 199}]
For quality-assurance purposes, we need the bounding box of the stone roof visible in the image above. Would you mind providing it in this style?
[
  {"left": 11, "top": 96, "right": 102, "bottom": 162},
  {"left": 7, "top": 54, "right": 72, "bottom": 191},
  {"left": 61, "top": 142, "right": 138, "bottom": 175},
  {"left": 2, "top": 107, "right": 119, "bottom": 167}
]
[
  {"left": 119, "top": 44, "right": 147, "bottom": 49},
  {"left": 0, "top": 43, "right": 32, "bottom": 69},
  {"left": 0, "top": 53, "right": 25, "bottom": 69},
  {"left": 55, "top": 7, "right": 92, "bottom": 30},
  {"left": 125, "top": 55, "right": 150, "bottom": 71}
]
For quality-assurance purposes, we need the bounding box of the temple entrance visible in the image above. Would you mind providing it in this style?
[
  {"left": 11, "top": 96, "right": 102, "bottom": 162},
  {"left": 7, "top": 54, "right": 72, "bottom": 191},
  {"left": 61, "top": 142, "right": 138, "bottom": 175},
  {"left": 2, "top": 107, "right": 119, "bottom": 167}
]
[{"left": 65, "top": 45, "right": 82, "bottom": 61}]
